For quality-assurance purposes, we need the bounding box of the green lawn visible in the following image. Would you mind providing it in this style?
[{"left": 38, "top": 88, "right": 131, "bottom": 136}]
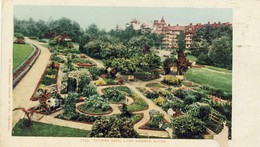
[
  {"left": 185, "top": 67, "right": 232, "bottom": 93},
  {"left": 13, "top": 44, "right": 34, "bottom": 70},
  {"left": 205, "top": 65, "right": 232, "bottom": 74},
  {"left": 187, "top": 55, "right": 198, "bottom": 62},
  {"left": 12, "top": 119, "right": 90, "bottom": 137}
]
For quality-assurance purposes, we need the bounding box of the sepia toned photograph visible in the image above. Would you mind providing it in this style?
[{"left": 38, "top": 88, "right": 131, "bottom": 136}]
[{"left": 11, "top": 5, "right": 233, "bottom": 141}]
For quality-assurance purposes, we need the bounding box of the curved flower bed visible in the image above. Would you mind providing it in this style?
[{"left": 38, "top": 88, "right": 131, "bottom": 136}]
[
  {"left": 30, "top": 63, "right": 59, "bottom": 101},
  {"left": 77, "top": 104, "right": 113, "bottom": 116},
  {"left": 13, "top": 44, "right": 41, "bottom": 87}
]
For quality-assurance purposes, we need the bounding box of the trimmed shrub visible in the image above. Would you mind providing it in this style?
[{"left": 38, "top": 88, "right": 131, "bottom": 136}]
[
  {"left": 146, "top": 92, "right": 159, "bottom": 99},
  {"left": 162, "top": 76, "right": 182, "bottom": 86}
]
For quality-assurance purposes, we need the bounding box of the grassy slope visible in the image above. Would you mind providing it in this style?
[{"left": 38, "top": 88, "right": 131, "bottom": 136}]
[
  {"left": 13, "top": 44, "right": 34, "bottom": 70},
  {"left": 185, "top": 67, "right": 232, "bottom": 93},
  {"left": 12, "top": 119, "right": 90, "bottom": 137}
]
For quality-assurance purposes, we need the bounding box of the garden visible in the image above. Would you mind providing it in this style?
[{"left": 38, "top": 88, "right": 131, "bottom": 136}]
[{"left": 13, "top": 16, "right": 232, "bottom": 139}]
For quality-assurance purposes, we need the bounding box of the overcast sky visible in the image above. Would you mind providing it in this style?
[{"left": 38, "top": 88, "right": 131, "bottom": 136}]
[{"left": 14, "top": 5, "right": 232, "bottom": 31}]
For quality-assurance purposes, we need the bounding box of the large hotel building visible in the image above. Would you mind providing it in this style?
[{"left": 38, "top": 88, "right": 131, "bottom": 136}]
[{"left": 122, "top": 17, "right": 232, "bottom": 49}]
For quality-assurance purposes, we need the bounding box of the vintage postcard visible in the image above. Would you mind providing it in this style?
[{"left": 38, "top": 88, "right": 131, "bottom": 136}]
[{"left": 1, "top": 0, "right": 260, "bottom": 147}]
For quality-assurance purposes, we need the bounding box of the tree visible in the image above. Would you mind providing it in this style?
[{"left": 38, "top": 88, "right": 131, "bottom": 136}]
[
  {"left": 90, "top": 116, "right": 138, "bottom": 138},
  {"left": 163, "top": 57, "right": 176, "bottom": 74},
  {"left": 209, "top": 36, "right": 232, "bottom": 69},
  {"left": 172, "top": 116, "right": 206, "bottom": 139},
  {"left": 177, "top": 31, "right": 185, "bottom": 51}
]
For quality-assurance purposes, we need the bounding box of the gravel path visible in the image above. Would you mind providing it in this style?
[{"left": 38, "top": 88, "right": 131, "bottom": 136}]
[{"left": 12, "top": 37, "right": 51, "bottom": 127}]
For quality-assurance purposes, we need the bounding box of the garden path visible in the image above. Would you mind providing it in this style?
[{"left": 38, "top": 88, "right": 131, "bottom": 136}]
[
  {"left": 12, "top": 37, "right": 51, "bottom": 127},
  {"left": 214, "top": 122, "right": 229, "bottom": 147},
  {"left": 31, "top": 110, "right": 93, "bottom": 131}
]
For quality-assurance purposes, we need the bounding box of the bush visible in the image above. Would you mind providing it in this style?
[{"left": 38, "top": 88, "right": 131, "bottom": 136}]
[
  {"left": 49, "top": 40, "right": 57, "bottom": 46},
  {"left": 162, "top": 76, "right": 182, "bottom": 86},
  {"left": 16, "top": 33, "right": 24, "bottom": 39},
  {"left": 146, "top": 113, "right": 164, "bottom": 129},
  {"left": 81, "top": 84, "right": 97, "bottom": 97},
  {"left": 94, "top": 78, "right": 106, "bottom": 86},
  {"left": 184, "top": 94, "right": 196, "bottom": 105},
  {"left": 90, "top": 116, "right": 138, "bottom": 138},
  {"left": 88, "top": 67, "right": 105, "bottom": 80},
  {"left": 153, "top": 97, "right": 165, "bottom": 106},
  {"left": 172, "top": 116, "right": 206, "bottom": 139},
  {"left": 134, "top": 72, "right": 160, "bottom": 81},
  {"left": 146, "top": 92, "right": 159, "bottom": 99},
  {"left": 103, "top": 89, "right": 125, "bottom": 103}
]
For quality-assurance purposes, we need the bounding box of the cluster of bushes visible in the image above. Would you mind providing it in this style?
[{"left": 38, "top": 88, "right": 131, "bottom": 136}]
[
  {"left": 103, "top": 88, "right": 126, "bottom": 103},
  {"left": 172, "top": 116, "right": 206, "bottom": 139},
  {"left": 145, "top": 92, "right": 159, "bottom": 99},
  {"left": 81, "top": 84, "right": 97, "bottom": 97},
  {"left": 146, "top": 113, "right": 164, "bottom": 129},
  {"left": 134, "top": 71, "right": 160, "bottom": 81},
  {"left": 50, "top": 45, "right": 80, "bottom": 55},
  {"left": 90, "top": 116, "right": 138, "bottom": 138},
  {"left": 71, "top": 57, "right": 92, "bottom": 64},
  {"left": 162, "top": 76, "right": 182, "bottom": 86},
  {"left": 103, "top": 86, "right": 132, "bottom": 95},
  {"left": 87, "top": 67, "right": 105, "bottom": 80},
  {"left": 51, "top": 54, "right": 65, "bottom": 63}
]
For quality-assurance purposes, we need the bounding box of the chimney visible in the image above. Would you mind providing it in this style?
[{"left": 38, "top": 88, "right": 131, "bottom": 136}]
[
  {"left": 190, "top": 23, "right": 192, "bottom": 25},
  {"left": 177, "top": 24, "right": 179, "bottom": 26},
  {"left": 208, "top": 21, "right": 210, "bottom": 24},
  {"left": 168, "top": 24, "right": 170, "bottom": 26}
]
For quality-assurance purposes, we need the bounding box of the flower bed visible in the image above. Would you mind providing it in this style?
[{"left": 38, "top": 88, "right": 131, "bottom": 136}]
[
  {"left": 103, "top": 86, "right": 132, "bottom": 95},
  {"left": 30, "top": 63, "right": 59, "bottom": 101},
  {"left": 146, "top": 83, "right": 166, "bottom": 88},
  {"left": 126, "top": 94, "right": 149, "bottom": 112},
  {"left": 77, "top": 104, "right": 113, "bottom": 116}
]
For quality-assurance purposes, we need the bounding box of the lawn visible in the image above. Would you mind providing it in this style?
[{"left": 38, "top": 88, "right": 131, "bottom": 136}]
[
  {"left": 13, "top": 44, "right": 34, "bottom": 70},
  {"left": 12, "top": 119, "right": 89, "bottom": 137},
  {"left": 184, "top": 67, "right": 232, "bottom": 93},
  {"left": 205, "top": 65, "right": 232, "bottom": 74},
  {"left": 187, "top": 55, "right": 198, "bottom": 62}
]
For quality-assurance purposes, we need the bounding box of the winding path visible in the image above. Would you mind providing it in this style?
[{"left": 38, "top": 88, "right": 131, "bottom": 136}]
[{"left": 12, "top": 38, "right": 51, "bottom": 127}]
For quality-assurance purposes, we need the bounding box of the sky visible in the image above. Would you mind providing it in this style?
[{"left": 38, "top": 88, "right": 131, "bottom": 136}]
[{"left": 14, "top": 5, "right": 232, "bottom": 31}]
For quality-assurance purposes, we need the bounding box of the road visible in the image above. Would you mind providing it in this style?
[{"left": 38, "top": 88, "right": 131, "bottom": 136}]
[{"left": 12, "top": 38, "right": 51, "bottom": 127}]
